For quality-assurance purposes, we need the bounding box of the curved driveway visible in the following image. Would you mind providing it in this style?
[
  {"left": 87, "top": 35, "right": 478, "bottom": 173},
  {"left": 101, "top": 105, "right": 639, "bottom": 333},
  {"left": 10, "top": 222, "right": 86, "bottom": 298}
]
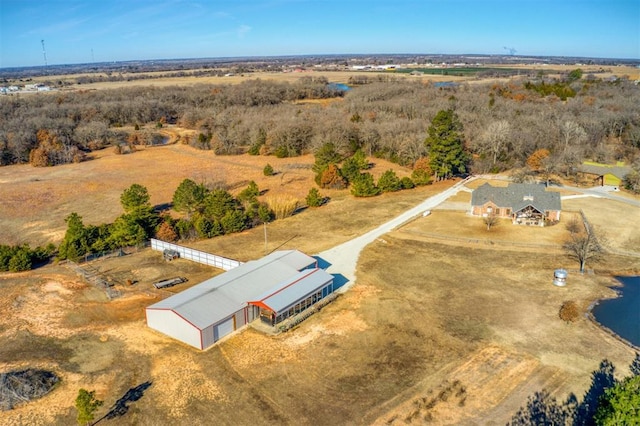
[{"left": 317, "top": 176, "right": 476, "bottom": 291}]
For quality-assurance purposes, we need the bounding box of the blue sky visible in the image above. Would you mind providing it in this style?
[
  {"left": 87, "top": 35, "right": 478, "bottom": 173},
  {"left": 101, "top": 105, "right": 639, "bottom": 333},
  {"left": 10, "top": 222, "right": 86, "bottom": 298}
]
[{"left": 1, "top": 0, "right": 638, "bottom": 68}]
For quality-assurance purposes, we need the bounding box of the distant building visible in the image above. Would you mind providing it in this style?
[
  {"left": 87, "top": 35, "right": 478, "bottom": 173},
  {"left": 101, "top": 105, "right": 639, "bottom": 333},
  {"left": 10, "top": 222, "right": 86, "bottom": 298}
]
[
  {"left": 470, "top": 183, "right": 561, "bottom": 226},
  {"left": 578, "top": 161, "right": 630, "bottom": 187},
  {"left": 146, "top": 250, "right": 334, "bottom": 350}
]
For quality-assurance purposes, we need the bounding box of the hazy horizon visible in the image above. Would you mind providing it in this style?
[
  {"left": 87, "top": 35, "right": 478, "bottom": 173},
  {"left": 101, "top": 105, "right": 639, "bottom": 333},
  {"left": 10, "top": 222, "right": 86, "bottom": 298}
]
[{"left": 1, "top": 0, "right": 639, "bottom": 68}]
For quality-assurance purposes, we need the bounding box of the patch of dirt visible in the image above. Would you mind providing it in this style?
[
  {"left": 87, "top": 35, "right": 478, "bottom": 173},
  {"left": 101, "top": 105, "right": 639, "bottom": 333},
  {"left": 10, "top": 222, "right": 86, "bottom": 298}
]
[{"left": 284, "top": 310, "right": 369, "bottom": 347}]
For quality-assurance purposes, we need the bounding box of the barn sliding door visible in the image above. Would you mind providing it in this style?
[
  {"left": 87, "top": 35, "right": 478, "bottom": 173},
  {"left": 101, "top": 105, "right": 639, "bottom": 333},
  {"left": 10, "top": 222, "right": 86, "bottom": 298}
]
[{"left": 214, "top": 317, "right": 235, "bottom": 341}]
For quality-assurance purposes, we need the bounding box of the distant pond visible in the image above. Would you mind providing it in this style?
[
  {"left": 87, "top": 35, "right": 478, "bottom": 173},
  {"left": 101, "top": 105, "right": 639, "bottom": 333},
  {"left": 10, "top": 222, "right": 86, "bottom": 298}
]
[
  {"left": 591, "top": 276, "right": 640, "bottom": 347},
  {"left": 328, "top": 82, "right": 351, "bottom": 92},
  {"left": 433, "top": 81, "right": 458, "bottom": 88}
]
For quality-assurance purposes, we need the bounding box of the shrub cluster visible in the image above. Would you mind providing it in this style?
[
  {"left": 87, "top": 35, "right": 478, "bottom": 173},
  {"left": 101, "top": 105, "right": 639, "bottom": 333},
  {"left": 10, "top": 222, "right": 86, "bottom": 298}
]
[{"left": 559, "top": 300, "right": 581, "bottom": 322}]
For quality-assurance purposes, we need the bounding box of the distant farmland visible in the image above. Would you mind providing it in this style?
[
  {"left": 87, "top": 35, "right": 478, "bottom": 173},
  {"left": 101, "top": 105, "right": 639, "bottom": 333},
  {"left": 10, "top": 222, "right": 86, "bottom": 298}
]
[{"left": 395, "top": 66, "right": 532, "bottom": 77}]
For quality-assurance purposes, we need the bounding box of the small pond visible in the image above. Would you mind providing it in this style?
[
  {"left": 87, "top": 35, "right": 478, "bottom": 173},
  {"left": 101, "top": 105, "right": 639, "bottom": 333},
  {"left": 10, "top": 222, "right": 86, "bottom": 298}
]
[{"left": 591, "top": 276, "right": 640, "bottom": 347}]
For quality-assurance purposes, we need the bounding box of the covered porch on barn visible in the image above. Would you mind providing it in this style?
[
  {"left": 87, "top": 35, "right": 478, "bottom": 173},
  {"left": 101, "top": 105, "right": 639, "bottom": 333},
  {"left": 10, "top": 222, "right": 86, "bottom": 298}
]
[
  {"left": 250, "top": 283, "right": 334, "bottom": 326},
  {"left": 247, "top": 268, "right": 334, "bottom": 330}
]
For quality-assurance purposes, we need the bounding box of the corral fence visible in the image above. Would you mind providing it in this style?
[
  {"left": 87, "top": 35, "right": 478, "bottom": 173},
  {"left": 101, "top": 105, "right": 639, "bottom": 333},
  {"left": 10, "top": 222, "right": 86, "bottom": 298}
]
[
  {"left": 150, "top": 239, "right": 242, "bottom": 271},
  {"left": 579, "top": 209, "right": 592, "bottom": 235},
  {"left": 577, "top": 210, "right": 640, "bottom": 258},
  {"left": 65, "top": 261, "right": 122, "bottom": 300},
  {"left": 77, "top": 243, "right": 148, "bottom": 264}
]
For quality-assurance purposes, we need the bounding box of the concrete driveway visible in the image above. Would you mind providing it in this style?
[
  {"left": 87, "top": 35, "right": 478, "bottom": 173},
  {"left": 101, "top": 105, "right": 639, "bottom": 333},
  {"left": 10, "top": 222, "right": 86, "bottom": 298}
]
[{"left": 316, "top": 176, "right": 476, "bottom": 291}]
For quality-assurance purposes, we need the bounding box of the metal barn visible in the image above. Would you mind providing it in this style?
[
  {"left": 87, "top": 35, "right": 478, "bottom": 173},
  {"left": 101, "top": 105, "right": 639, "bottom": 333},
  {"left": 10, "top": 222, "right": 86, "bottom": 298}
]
[{"left": 145, "top": 250, "right": 334, "bottom": 350}]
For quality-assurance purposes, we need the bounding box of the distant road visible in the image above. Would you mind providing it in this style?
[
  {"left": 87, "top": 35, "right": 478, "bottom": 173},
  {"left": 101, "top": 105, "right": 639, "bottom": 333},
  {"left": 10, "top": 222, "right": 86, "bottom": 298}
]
[
  {"left": 317, "top": 176, "right": 476, "bottom": 288},
  {"left": 554, "top": 183, "right": 640, "bottom": 208}
]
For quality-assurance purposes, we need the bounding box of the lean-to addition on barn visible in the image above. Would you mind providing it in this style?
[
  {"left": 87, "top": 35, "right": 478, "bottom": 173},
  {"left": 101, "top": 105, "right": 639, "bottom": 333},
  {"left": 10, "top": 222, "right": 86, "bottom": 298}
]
[{"left": 145, "top": 250, "right": 334, "bottom": 350}]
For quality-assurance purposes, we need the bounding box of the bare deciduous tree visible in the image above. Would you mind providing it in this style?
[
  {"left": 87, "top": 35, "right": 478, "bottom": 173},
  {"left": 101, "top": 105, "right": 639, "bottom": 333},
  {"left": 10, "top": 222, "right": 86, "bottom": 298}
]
[
  {"left": 560, "top": 120, "right": 587, "bottom": 153},
  {"left": 564, "top": 227, "right": 605, "bottom": 273},
  {"left": 477, "top": 120, "right": 512, "bottom": 170},
  {"left": 483, "top": 213, "right": 499, "bottom": 231}
]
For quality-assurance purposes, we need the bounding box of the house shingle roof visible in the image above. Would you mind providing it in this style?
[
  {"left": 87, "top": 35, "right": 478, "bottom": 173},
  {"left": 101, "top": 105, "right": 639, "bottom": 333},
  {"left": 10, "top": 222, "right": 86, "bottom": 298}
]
[{"left": 471, "top": 183, "right": 561, "bottom": 213}]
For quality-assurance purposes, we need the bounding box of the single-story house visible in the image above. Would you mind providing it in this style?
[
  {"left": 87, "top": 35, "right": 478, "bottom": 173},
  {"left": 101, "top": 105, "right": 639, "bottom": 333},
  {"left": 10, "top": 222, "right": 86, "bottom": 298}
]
[
  {"left": 578, "top": 161, "right": 630, "bottom": 187},
  {"left": 146, "top": 250, "right": 334, "bottom": 350},
  {"left": 470, "top": 183, "right": 561, "bottom": 226}
]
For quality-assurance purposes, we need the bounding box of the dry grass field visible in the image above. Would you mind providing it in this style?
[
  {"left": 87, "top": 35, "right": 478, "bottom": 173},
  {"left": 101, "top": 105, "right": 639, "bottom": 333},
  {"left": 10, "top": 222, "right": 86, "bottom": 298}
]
[
  {"left": 0, "top": 135, "right": 416, "bottom": 248},
  {"left": 1, "top": 219, "right": 638, "bottom": 425},
  {"left": 1, "top": 137, "right": 640, "bottom": 424}
]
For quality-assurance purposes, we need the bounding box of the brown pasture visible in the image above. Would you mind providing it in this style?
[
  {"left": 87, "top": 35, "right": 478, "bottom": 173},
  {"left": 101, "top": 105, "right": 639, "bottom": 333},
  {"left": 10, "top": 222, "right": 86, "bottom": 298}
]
[
  {"left": 0, "top": 134, "right": 417, "bottom": 248},
  {"left": 1, "top": 146, "right": 640, "bottom": 424}
]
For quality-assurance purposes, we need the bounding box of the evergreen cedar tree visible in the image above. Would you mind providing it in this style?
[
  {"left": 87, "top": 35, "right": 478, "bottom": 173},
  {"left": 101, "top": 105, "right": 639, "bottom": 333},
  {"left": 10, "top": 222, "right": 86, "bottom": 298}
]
[
  {"left": 172, "top": 179, "right": 207, "bottom": 217},
  {"left": 594, "top": 375, "right": 640, "bottom": 425},
  {"left": 312, "top": 142, "right": 343, "bottom": 174},
  {"left": 351, "top": 172, "right": 380, "bottom": 197},
  {"left": 425, "top": 109, "right": 469, "bottom": 180},
  {"left": 238, "top": 181, "right": 260, "bottom": 202},
  {"left": 377, "top": 169, "right": 402, "bottom": 193},
  {"left": 119, "top": 183, "right": 151, "bottom": 213},
  {"left": 305, "top": 187, "right": 323, "bottom": 207},
  {"left": 75, "top": 388, "right": 103, "bottom": 425}
]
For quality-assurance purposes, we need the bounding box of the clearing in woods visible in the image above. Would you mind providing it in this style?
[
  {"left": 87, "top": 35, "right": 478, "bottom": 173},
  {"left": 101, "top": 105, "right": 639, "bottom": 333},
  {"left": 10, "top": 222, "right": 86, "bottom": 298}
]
[{"left": 0, "top": 145, "right": 639, "bottom": 424}]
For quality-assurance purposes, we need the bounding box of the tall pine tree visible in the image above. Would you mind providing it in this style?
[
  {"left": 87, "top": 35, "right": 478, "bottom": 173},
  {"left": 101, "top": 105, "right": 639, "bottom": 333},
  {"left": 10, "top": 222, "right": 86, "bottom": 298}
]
[{"left": 425, "top": 109, "right": 469, "bottom": 180}]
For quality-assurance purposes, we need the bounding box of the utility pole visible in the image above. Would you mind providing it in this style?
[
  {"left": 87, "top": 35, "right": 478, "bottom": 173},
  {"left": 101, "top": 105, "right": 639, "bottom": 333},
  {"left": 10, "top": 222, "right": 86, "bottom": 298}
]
[{"left": 263, "top": 222, "right": 268, "bottom": 255}]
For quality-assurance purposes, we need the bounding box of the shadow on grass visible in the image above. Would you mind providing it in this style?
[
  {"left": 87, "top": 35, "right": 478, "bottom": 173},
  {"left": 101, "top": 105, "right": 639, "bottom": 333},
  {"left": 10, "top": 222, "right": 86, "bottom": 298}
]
[
  {"left": 507, "top": 359, "right": 616, "bottom": 425},
  {"left": 94, "top": 381, "right": 152, "bottom": 424}
]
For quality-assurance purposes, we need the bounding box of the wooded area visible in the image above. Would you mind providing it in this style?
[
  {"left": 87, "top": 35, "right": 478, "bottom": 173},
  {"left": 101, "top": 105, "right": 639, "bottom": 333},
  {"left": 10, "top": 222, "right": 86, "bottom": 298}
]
[{"left": 1, "top": 74, "right": 638, "bottom": 180}]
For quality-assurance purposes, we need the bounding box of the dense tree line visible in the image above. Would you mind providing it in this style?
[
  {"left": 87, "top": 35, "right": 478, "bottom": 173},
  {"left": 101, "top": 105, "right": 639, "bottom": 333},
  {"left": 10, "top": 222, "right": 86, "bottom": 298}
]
[
  {"left": 1, "top": 74, "right": 639, "bottom": 183},
  {"left": 0, "top": 78, "right": 343, "bottom": 165},
  {"left": 0, "top": 243, "right": 55, "bottom": 272},
  {"left": 55, "top": 177, "right": 316, "bottom": 261}
]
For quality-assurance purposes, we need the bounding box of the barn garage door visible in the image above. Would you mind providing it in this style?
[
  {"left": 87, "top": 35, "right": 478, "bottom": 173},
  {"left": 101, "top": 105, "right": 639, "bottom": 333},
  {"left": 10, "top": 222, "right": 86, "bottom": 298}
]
[{"left": 214, "top": 317, "right": 235, "bottom": 341}]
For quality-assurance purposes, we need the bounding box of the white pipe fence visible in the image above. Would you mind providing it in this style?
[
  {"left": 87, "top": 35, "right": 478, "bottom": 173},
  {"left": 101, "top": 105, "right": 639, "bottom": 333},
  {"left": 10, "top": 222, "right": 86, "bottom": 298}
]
[{"left": 150, "top": 239, "right": 242, "bottom": 271}]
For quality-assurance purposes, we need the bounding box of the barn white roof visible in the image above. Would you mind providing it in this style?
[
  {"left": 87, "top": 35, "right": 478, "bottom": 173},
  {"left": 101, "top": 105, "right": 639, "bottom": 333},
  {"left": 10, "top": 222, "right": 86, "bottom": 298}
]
[
  {"left": 146, "top": 250, "right": 320, "bottom": 329},
  {"left": 248, "top": 268, "right": 333, "bottom": 314}
]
